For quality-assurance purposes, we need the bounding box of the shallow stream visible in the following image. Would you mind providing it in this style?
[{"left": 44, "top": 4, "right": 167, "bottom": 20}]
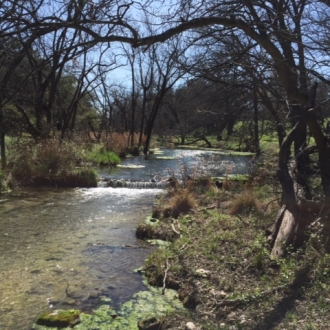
[{"left": 0, "top": 148, "right": 252, "bottom": 329}]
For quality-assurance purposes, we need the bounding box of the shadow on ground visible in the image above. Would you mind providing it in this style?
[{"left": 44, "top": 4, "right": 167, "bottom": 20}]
[{"left": 251, "top": 265, "right": 312, "bottom": 330}]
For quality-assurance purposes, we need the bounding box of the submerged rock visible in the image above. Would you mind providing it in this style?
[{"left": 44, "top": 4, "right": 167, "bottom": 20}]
[
  {"left": 36, "top": 309, "right": 80, "bottom": 328},
  {"left": 138, "top": 317, "right": 163, "bottom": 330}
]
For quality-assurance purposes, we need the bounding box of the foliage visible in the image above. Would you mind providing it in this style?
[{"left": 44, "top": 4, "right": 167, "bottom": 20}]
[
  {"left": 6, "top": 137, "right": 99, "bottom": 187},
  {"left": 85, "top": 145, "right": 120, "bottom": 165},
  {"left": 8, "top": 138, "right": 81, "bottom": 178},
  {"left": 68, "top": 168, "right": 99, "bottom": 187}
]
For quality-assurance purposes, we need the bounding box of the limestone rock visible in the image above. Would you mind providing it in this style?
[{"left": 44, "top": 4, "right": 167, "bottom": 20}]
[{"left": 185, "top": 321, "right": 196, "bottom": 329}]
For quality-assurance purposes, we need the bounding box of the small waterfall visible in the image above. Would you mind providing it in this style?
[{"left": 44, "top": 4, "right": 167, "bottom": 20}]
[{"left": 99, "top": 179, "right": 167, "bottom": 189}]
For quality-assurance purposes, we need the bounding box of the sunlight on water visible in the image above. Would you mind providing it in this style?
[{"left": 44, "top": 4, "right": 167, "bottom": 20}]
[
  {"left": 0, "top": 149, "right": 251, "bottom": 330},
  {"left": 0, "top": 188, "right": 160, "bottom": 330},
  {"left": 98, "top": 148, "right": 252, "bottom": 182}
]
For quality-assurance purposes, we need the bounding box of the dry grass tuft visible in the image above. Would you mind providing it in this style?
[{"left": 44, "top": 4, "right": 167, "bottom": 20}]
[
  {"left": 222, "top": 176, "right": 231, "bottom": 190},
  {"left": 229, "top": 189, "right": 259, "bottom": 215},
  {"left": 187, "top": 177, "right": 217, "bottom": 194},
  {"left": 167, "top": 189, "right": 197, "bottom": 218}
]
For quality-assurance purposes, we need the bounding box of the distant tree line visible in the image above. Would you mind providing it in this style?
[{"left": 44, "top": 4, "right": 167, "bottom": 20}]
[{"left": 2, "top": 0, "right": 330, "bottom": 257}]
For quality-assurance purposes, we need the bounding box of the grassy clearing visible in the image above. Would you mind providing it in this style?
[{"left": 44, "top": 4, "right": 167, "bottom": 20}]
[
  {"left": 170, "top": 120, "right": 282, "bottom": 155},
  {"left": 138, "top": 159, "right": 330, "bottom": 330}
]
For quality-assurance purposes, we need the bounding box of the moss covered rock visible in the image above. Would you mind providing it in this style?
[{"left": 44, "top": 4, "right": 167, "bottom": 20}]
[
  {"left": 36, "top": 309, "right": 80, "bottom": 328},
  {"left": 137, "top": 316, "right": 163, "bottom": 330}
]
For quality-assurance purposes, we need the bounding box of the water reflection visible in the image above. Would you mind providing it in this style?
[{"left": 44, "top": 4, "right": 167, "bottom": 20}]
[
  {"left": 98, "top": 148, "right": 252, "bottom": 182},
  {"left": 0, "top": 148, "right": 252, "bottom": 330},
  {"left": 0, "top": 188, "right": 160, "bottom": 330}
]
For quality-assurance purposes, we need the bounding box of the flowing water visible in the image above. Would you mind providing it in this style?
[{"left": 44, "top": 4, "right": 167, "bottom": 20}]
[
  {"left": 0, "top": 148, "right": 252, "bottom": 330},
  {"left": 99, "top": 148, "right": 252, "bottom": 184}
]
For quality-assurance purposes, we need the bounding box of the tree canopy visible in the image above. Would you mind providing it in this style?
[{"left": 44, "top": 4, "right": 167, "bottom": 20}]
[{"left": 2, "top": 0, "right": 330, "bottom": 257}]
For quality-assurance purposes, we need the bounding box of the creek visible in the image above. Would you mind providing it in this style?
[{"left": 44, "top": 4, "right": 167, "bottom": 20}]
[{"left": 0, "top": 148, "right": 252, "bottom": 330}]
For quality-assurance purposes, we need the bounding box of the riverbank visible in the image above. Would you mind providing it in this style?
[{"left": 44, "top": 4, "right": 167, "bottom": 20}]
[{"left": 137, "top": 153, "right": 330, "bottom": 330}]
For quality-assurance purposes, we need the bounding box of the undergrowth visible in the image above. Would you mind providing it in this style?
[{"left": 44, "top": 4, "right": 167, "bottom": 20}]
[
  {"left": 85, "top": 145, "right": 121, "bottom": 166},
  {"left": 8, "top": 138, "right": 81, "bottom": 178},
  {"left": 139, "top": 165, "right": 330, "bottom": 330},
  {"left": 6, "top": 137, "right": 99, "bottom": 187}
]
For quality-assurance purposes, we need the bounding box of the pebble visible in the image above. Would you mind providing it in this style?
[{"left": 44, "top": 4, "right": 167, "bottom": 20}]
[
  {"left": 185, "top": 322, "right": 196, "bottom": 330},
  {"left": 226, "top": 311, "right": 237, "bottom": 320}
]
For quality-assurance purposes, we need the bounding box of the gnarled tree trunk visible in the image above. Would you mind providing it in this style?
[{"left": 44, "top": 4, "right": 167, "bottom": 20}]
[{"left": 269, "top": 84, "right": 330, "bottom": 258}]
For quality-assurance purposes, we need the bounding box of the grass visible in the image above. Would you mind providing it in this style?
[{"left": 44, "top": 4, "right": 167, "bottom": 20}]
[
  {"left": 137, "top": 155, "right": 330, "bottom": 330},
  {"left": 96, "top": 131, "right": 147, "bottom": 156},
  {"left": 170, "top": 120, "right": 282, "bottom": 155},
  {"left": 85, "top": 145, "right": 121, "bottom": 166},
  {"left": 8, "top": 138, "right": 80, "bottom": 177}
]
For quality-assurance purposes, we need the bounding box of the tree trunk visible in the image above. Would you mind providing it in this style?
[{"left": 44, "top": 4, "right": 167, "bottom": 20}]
[
  {"left": 269, "top": 85, "right": 330, "bottom": 258},
  {"left": 226, "top": 119, "right": 235, "bottom": 138},
  {"left": 0, "top": 102, "right": 5, "bottom": 170},
  {"left": 253, "top": 86, "right": 260, "bottom": 156}
]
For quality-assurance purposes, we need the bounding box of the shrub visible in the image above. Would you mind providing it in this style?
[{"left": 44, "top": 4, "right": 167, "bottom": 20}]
[
  {"left": 74, "top": 169, "right": 98, "bottom": 187},
  {"left": 7, "top": 138, "right": 99, "bottom": 187},
  {"left": 9, "top": 138, "right": 80, "bottom": 179},
  {"left": 103, "top": 132, "right": 146, "bottom": 155}
]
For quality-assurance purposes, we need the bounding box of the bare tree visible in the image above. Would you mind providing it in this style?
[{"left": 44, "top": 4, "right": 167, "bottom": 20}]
[
  {"left": 2, "top": 0, "right": 330, "bottom": 257},
  {"left": 128, "top": 1, "right": 330, "bottom": 257}
]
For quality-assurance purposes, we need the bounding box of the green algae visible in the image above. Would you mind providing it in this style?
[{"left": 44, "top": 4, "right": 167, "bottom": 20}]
[
  {"left": 212, "top": 174, "right": 250, "bottom": 181},
  {"left": 117, "top": 164, "right": 145, "bottom": 169},
  {"left": 35, "top": 309, "right": 80, "bottom": 328},
  {"left": 144, "top": 215, "right": 160, "bottom": 226},
  {"left": 176, "top": 145, "right": 255, "bottom": 156},
  {"left": 146, "top": 239, "right": 170, "bottom": 247},
  {"left": 33, "top": 285, "right": 183, "bottom": 330},
  {"left": 149, "top": 148, "right": 164, "bottom": 155},
  {"left": 155, "top": 156, "right": 178, "bottom": 160}
]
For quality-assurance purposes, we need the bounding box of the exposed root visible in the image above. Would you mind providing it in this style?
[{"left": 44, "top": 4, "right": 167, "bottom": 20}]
[{"left": 162, "top": 258, "right": 170, "bottom": 295}]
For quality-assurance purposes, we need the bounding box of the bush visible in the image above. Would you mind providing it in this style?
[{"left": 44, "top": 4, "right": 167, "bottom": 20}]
[
  {"left": 63, "top": 169, "right": 98, "bottom": 187},
  {"left": 9, "top": 138, "right": 81, "bottom": 179},
  {"left": 7, "top": 138, "right": 99, "bottom": 187}
]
